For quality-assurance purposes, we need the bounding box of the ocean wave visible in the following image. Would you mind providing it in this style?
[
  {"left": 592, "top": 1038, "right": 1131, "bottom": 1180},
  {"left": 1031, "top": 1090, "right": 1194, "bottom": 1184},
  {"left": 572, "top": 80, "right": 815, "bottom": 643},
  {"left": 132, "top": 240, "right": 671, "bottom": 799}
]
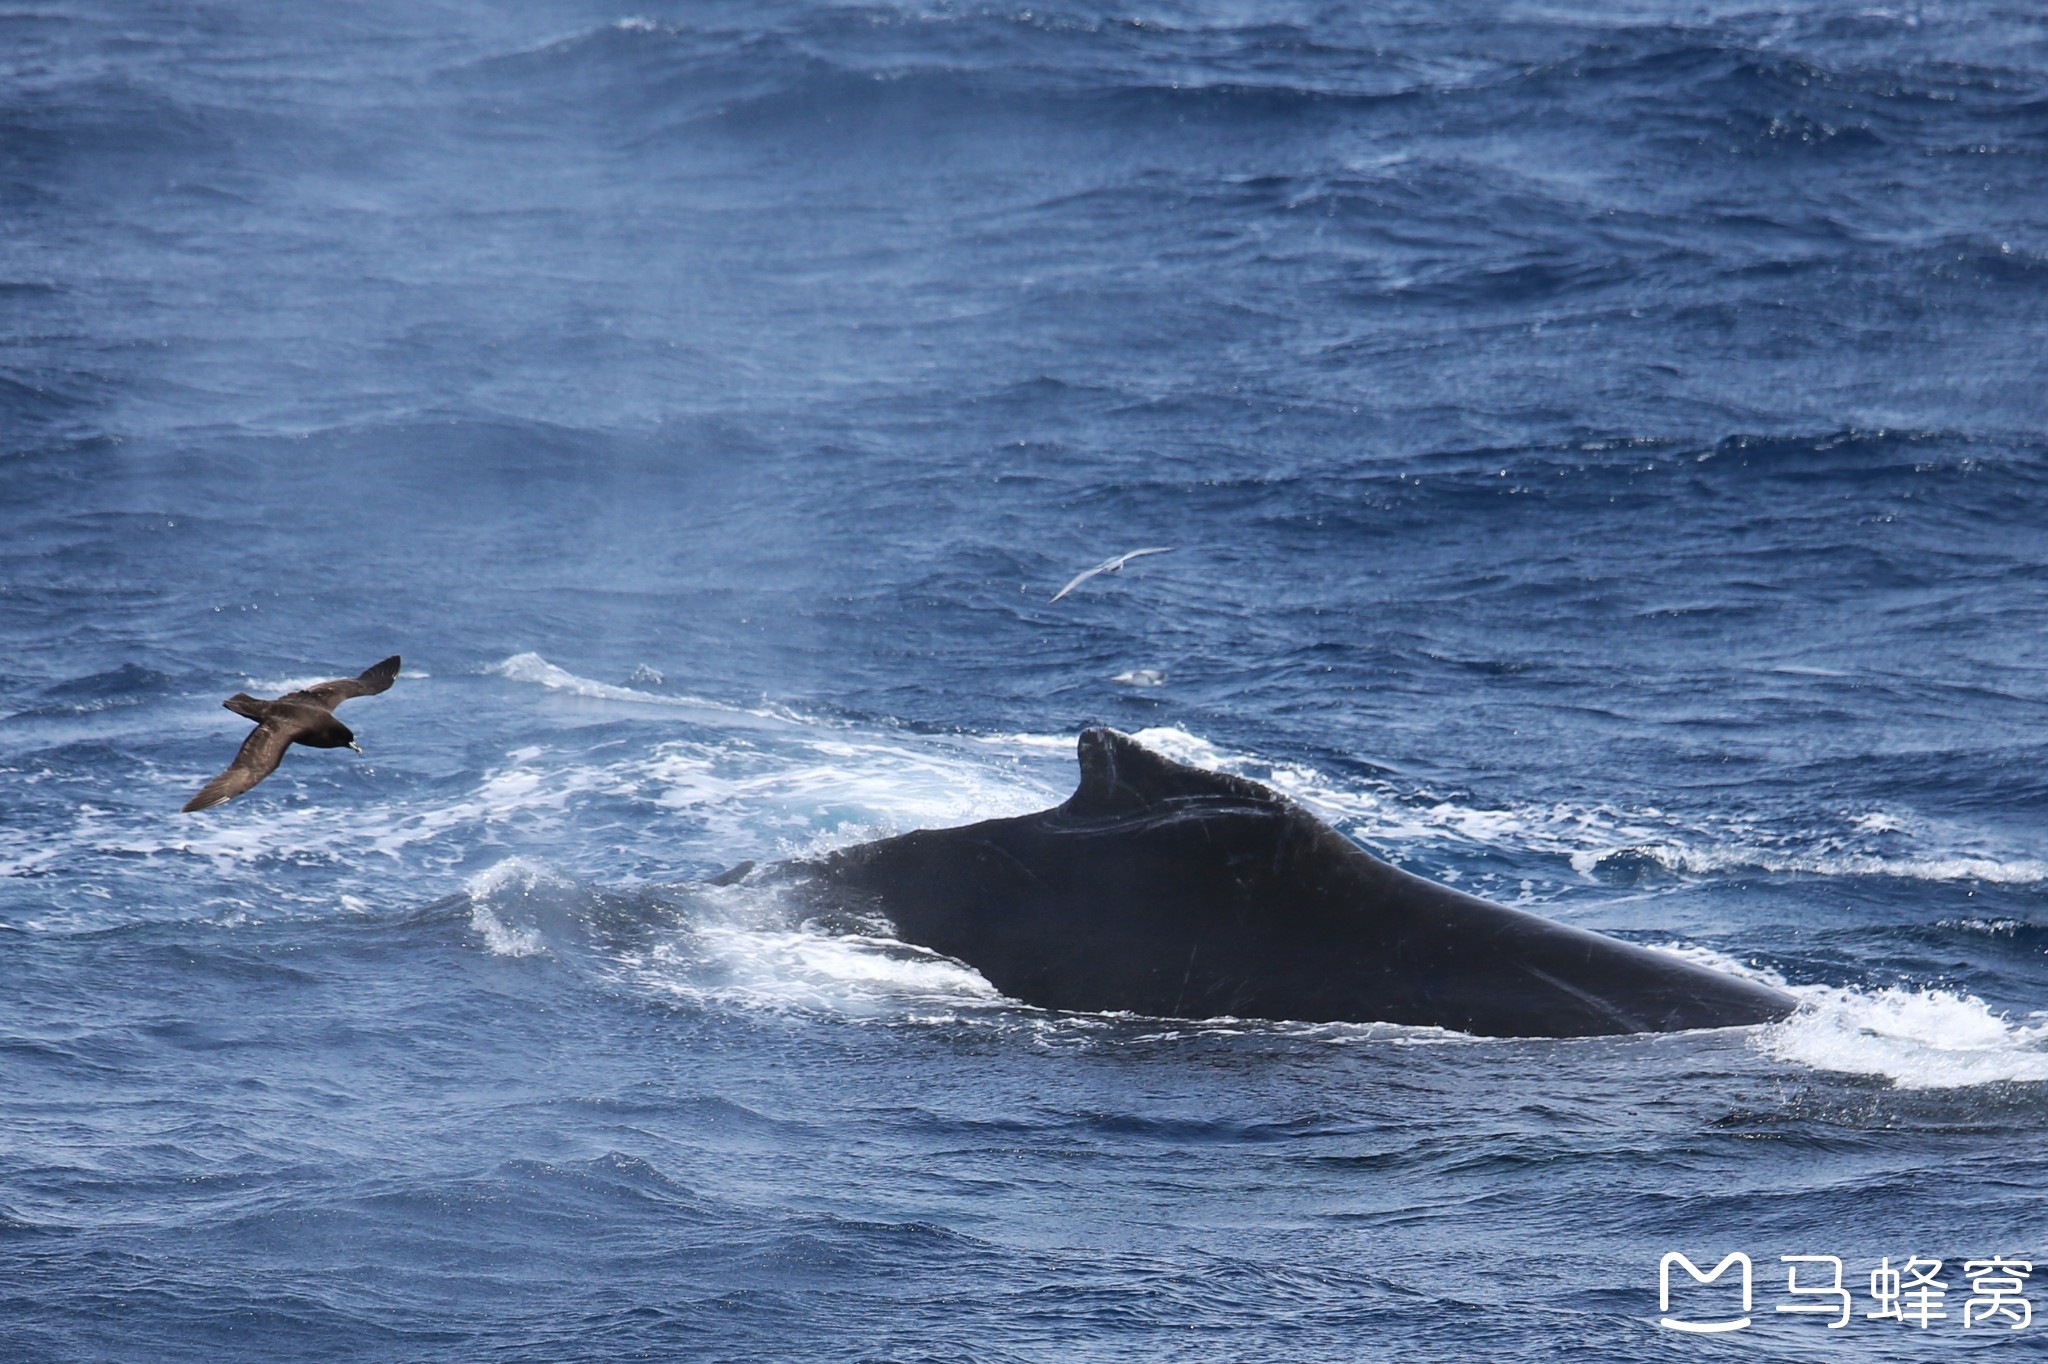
[
  {"left": 0, "top": 654, "right": 1073, "bottom": 931},
  {"left": 435, "top": 4, "right": 2044, "bottom": 173},
  {"left": 461, "top": 853, "right": 1006, "bottom": 1015},
  {"left": 1760, "top": 986, "right": 2048, "bottom": 1090},
  {"left": 1120, "top": 725, "right": 2048, "bottom": 889},
  {"left": 485, "top": 651, "right": 775, "bottom": 720},
  {"left": 463, "top": 857, "right": 556, "bottom": 957},
  {"left": 635, "top": 913, "right": 1006, "bottom": 1017},
  {"left": 1576, "top": 841, "right": 2048, "bottom": 886},
  {"left": 1540, "top": 938, "right": 2048, "bottom": 1089},
  {"left": 486, "top": 653, "right": 1063, "bottom": 837},
  {"left": 5, "top": 660, "right": 2036, "bottom": 947}
]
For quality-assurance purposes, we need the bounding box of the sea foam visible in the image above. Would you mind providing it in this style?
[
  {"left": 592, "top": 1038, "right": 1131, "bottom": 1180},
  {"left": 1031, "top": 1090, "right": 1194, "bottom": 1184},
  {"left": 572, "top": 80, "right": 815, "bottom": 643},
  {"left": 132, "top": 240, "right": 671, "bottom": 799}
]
[{"left": 1760, "top": 986, "right": 2048, "bottom": 1090}]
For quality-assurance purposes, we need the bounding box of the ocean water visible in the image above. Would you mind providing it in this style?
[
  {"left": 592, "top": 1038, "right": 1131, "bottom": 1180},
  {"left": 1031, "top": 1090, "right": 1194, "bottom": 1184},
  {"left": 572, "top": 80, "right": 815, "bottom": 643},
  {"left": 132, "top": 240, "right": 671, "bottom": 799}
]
[{"left": 4, "top": 1, "right": 2047, "bottom": 1359}]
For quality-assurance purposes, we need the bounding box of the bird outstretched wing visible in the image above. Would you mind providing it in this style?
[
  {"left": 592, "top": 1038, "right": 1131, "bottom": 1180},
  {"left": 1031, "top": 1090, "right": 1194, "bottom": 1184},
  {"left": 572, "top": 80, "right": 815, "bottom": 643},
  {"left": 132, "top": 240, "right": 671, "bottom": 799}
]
[
  {"left": 1050, "top": 548, "right": 1173, "bottom": 603},
  {"left": 292, "top": 655, "right": 401, "bottom": 710},
  {"left": 182, "top": 722, "right": 297, "bottom": 812}
]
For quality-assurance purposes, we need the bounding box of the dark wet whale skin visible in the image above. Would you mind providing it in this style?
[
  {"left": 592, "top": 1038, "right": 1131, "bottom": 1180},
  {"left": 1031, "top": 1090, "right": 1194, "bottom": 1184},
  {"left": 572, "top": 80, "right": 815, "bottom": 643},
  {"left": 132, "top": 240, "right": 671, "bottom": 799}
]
[{"left": 779, "top": 728, "right": 1796, "bottom": 1038}]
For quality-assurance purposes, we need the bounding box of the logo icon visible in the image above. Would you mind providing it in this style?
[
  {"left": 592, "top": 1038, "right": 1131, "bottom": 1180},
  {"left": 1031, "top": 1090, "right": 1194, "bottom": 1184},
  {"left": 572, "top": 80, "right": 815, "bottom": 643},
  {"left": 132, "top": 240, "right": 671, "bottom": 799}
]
[{"left": 1661, "top": 1252, "right": 1753, "bottom": 1334}]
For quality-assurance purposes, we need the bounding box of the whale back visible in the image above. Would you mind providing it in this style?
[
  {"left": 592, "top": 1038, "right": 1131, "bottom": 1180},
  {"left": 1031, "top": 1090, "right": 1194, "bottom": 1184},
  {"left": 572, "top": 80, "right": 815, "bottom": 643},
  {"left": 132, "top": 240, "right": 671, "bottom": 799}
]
[
  {"left": 1061, "top": 727, "right": 1282, "bottom": 817},
  {"left": 787, "top": 727, "right": 1797, "bottom": 1036}
]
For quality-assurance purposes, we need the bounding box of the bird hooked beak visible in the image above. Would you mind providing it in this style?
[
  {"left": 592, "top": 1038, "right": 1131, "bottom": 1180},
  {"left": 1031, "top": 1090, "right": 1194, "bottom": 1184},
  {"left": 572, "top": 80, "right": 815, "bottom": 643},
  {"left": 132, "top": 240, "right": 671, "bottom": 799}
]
[{"left": 349, "top": 741, "right": 364, "bottom": 755}]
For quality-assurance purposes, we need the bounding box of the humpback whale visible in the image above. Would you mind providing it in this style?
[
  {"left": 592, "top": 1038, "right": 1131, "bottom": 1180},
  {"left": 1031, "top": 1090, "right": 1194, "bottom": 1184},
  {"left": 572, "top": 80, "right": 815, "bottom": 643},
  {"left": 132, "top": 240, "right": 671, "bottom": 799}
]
[{"left": 756, "top": 728, "right": 1795, "bottom": 1038}]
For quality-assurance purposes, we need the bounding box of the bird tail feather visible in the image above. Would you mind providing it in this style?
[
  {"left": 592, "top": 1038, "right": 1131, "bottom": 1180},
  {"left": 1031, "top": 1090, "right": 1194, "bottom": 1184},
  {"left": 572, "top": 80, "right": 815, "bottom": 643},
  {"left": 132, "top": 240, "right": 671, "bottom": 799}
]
[{"left": 223, "top": 693, "right": 273, "bottom": 721}]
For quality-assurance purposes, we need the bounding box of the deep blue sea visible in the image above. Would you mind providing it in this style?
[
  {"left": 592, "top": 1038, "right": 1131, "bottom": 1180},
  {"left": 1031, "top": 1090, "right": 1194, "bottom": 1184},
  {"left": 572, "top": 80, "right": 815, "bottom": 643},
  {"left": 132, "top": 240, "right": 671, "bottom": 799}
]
[{"left": 5, "top": 1, "right": 2047, "bottom": 1359}]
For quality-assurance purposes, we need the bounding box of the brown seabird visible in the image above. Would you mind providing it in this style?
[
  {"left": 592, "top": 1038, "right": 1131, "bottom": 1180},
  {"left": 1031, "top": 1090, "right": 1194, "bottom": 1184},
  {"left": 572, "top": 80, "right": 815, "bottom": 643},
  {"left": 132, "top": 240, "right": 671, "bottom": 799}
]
[{"left": 182, "top": 655, "right": 400, "bottom": 812}]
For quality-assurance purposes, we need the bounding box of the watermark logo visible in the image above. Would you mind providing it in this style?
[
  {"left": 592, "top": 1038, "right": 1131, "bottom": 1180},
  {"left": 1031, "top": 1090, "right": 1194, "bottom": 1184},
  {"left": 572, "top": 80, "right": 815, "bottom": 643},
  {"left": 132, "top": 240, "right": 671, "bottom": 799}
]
[
  {"left": 1660, "top": 1253, "right": 2033, "bottom": 1333},
  {"left": 1961, "top": 1259, "right": 2034, "bottom": 1331},
  {"left": 1868, "top": 1257, "right": 1948, "bottom": 1327},
  {"left": 1778, "top": 1255, "right": 1850, "bottom": 1328},
  {"left": 1660, "top": 1252, "right": 1752, "bottom": 1334}
]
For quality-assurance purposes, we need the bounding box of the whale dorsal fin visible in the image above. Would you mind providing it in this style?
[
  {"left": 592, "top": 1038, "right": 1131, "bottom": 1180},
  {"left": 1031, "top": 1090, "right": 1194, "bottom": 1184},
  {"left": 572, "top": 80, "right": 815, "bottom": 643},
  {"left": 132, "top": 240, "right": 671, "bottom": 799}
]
[{"left": 1060, "top": 727, "right": 1285, "bottom": 817}]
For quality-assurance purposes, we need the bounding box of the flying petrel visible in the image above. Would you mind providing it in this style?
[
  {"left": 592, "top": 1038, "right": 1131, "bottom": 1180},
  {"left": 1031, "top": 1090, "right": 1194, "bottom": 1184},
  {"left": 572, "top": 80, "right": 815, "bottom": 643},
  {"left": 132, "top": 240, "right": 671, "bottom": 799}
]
[
  {"left": 1049, "top": 547, "right": 1174, "bottom": 603},
  {"left": 182, "top": 655, "right": 400, "bottom": 812}
]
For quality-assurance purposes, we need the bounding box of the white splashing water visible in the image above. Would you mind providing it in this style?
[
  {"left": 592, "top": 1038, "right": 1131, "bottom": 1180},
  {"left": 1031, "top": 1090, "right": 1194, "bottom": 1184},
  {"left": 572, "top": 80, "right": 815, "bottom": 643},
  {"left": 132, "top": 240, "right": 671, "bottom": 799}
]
[
  {"left": 462, "top": 858, "right": 557, "bottom": 957},
  {"left": 1760, "top": 987, "right": 2048, "bottom": 1090},
  {"left": 77, "top": 748, "right": 591, "bottom": 885},
  {"left": 486, "top": 651, "right": 795, "bottom": 723},
  {"left": 637, "top": 919, "right": 1006, "bottom": 1017},
  {"left": 462, "top": 852, "right": 1004, "bottom": 1014},
  {"left": 9, "top": 655, "right": 1063, "bottom": 928},
  {"left": 484, "top": 653, "right": 1064, "bottom": 856},
  {"left": 1641, "top": 942, "right": 2048, "bottom": 1090}
]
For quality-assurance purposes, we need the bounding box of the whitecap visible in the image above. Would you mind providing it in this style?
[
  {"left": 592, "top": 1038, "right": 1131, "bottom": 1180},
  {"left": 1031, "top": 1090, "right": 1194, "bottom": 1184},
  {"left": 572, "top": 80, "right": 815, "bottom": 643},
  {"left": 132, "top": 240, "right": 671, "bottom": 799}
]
[
  {"left": 1758, "top": 986, "right": 2048, "bottom": 1090},
  {"left": 486, "top": 651, "right": 793, "bottom": 724},
  {"left": 462, "top": 857, "right": 569, "bottom": 957},
  {"left": 621, "top": 882, "right": 1005, "bottom": 1017}
]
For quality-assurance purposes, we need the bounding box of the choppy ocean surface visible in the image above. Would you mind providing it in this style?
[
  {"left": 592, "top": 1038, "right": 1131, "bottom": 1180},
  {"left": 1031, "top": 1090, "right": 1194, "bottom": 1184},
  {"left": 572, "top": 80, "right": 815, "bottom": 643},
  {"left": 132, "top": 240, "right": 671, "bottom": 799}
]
[{"left": 5, "top": 1, "right": 2047, "bottom": 1359}]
